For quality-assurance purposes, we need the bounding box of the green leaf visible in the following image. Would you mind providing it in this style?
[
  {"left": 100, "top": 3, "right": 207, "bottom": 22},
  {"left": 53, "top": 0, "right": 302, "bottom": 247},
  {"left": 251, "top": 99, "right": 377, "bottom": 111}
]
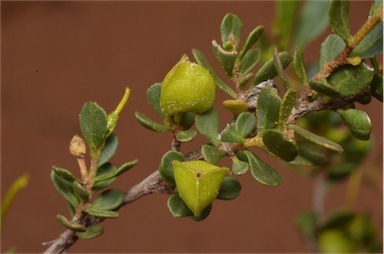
[
  {"left": 273, "top": 49, "right": 290, "bottom": 90},
  {"left": 371, "top": 73, "right": 383, "bottom": 102},
  {"left": 231, "top": 155, "right": 249, "bottom": 175},
  {"left": 291, "top": 124, "right": 343, "bottom": 153},
  {"left": 76, "top": 225, "right": 104, "bottom": 240},
  {"left": 159, "top": 150, "right": 185, "bottom": 184},
  {"left": 256, "top": 87, "right": 281, "bottom": 135},
  {"left": 217, "top": 177, "right": 241, "bottom": 200},
  {"left": 239, "top": 48, "right": 261, "bottom": 76},
  {"left": 79, "top": 102, "right": 108, "bottom": 158},
  {"left": 134, "top": 111, "right": 170, "bottom": 133},
  {"left": 239, "top": 72, "right": 255, "bottom": 88},
  {"left": 93, "top": 160, "right": 137, "bottom": 183},
  {"left": 327, "top": 63, "right": 374, "bottom": 97},
  {"left": 192, "top": 49, "right": 237, "bottom": 98},
  {"left": 179, "top": 112, "right": 195, "bottom": 130},
  {"left": 219, "top": 124, "right": 245, "bottom": 144},
  {"left": 195, "top": 107, "right": 220, "bottom": 146},
  {"left": 201, "top": 144, "right": 226, "bottom": 165},
  {"left": 72, "top": 181, "right": 89, "bottom": 202},
  {"left": 98, "top": 133, "right": 118, "bottom": 167},
  {"left": 278, "top": 88, "right": 297, "bottom": 130},
  {"left": 85, "top": 208, "right": 119, "bottom": 218},
  {"left": 146, "top": 83, "right": 163, "bottom": 115},
  {"left": 56, "top": 214, "right": 86, "bottom": 232},
  {"left": 274, "top": 0, "right": 300, "bottom": 50},
  {"left": 239, "top": 26, "right": 264, "bottom": 58},
  {"left": 252, "top": 51, "right": 291, "bottom": 87},
  {"left": 292, "top": 134, "right": 328, "bottom": 166},
  {"left": 320, "top": 34, "right": 346, "bottom": 69},
  {"left": 235, "top": 112, "right": 257, "bottom": 137},
  {"left": 294, "top": 0, "right": 329, "bottom": 48},
  {"left": 51, "top": 168, "right": 79, "bottom": 207},
  {"left": 167, "top": 194, "right": 193, "bottom": 218},
  {"left": 237, "top": 150, "right": 282, "bottom": 187},
  {"left": 91, "top": 189, "right": 124, "bottom": 211},
  {"left": 173, "top": 160, "right": 228, "bottom": 217},
  {"left": 220, "top": 13, "right": 243, "bottom": 49},
  {"left": 329, "top": 0, "right": 351, "bottom": 42},
  {"left": 337, "top": 109, "right": 372, "bottom": 140},
  {"left": 293, "top": 47, "right": 308, "bottom": 86},
  {"left": 263, "top": 129, "right": 298, "bottom": 161},
  {"left": 295, "top": 210, "right": 318, "bottom": 237},
  {"left": 308, "top": 79, "right": 341, "bottom": 97},
  {"left": 92, "top": 163, "right": 116, "bottom": 192},
  {"left": 52, "top": 166, "right": 79, "bottom": 183},
  {"left": 351, "top": 22, "right": 383, "bottom": 58},
  {"left": 212, "top": 40, "right": 237, "bottom": 77},
  {"left": 175, "top": 130, "right": 197, "bottom": 143}
]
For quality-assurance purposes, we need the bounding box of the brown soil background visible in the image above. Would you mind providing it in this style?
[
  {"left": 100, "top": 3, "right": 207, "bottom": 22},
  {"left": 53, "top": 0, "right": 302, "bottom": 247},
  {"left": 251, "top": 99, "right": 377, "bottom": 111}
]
[{"left": 1, "top": 1, "right": 382, "bottom": 253}]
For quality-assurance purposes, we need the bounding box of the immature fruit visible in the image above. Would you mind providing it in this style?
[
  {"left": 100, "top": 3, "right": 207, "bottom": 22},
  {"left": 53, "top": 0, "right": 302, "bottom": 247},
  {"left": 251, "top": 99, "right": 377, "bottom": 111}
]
[
  {"left": 160, "top": 55, "right": 215, "bottom": 116},
  {"left": 173, "top": 160, "right": 228, "bottom": 217}
]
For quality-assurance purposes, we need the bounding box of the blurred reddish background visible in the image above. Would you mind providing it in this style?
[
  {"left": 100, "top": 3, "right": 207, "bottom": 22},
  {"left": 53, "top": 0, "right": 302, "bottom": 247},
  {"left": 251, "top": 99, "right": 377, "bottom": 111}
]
[{"left": 1, "top": 1, "right": 382, "bottom": 253}]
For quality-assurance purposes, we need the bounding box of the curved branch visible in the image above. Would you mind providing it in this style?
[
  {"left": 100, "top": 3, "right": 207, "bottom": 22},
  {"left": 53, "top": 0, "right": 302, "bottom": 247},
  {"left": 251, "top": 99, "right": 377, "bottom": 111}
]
[{"left": 43, "top": 170, "right": 170, "bottom": 253}]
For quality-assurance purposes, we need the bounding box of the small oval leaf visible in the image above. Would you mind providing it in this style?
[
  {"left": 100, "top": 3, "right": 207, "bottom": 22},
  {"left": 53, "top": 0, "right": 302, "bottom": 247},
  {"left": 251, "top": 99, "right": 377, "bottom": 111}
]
[
  {"left": 231, "top": 155, "right": 249, "bottom": 175},
  {"left": 262, "top": 129, "right": 298, "bottom": 162},
  {"left": 167, "top": 194, "right": 193, "bottom": 218},
  {"left": 327, "top": 63, "right": 374, "bottom": 97},
  {"left": 85, "top": 208, "right": 119, "bottom": 218},
  {"left": 135, "top": 111, "right": 170, "bottom": 133},
  {"left": 98, "top": 133, "right": 118, "bottom": 167},
  {"left": 319, "top": 34, "right": 346, "bottom": 69},
  {"left": 239, "top": 26, "right": 264, "bottom": 58},
  {"left": 195, "top": 107, "right": 220, "bottom": 146},
  {"left": 293, "top": 47, "right": 308, "bottom": 86},
  {"left": 252, "top": 51, "right": 291, "bottom": 87},
  {"left": 159, "top": 150, "right": 185, "bottom": 184},
  {"left": 239, "top": 48, "right": 261, "bottom": 76},
  {"left": 219, "top": 124, "right": 245, "bottom": 144},
  {"left": 371, "top": 73, "right": 383, "bottom": 102},
  {"left": 220, "top": 13, "right": 243, "bottom": 49},
  {"left": 256, "top": 87, "right": 281, "bottom": 135},
  {"left": 278, "top": 88, "right": 297, "bottom": 130},
  {"left": 51, "top": 169, "right": 79, "bottom": 207},
  {"left": 146, "top": 83, "right": 163, "bottom": 115},
  {"left": 235, "top": 112, "right": 257, "bottom": 137},
  {"left": 201, "top": 144, "right": 226, "bottom": 165},
  {"left": 337, "top": 109, "right": 372, "bottom": 140},
  {"left": 329, "top": 0, "right": 351, "bottom": 41},
  {"left": 91, "top": 189, "right": 125, "bottom": 211},
  {"left": 56, "top": 214, "right": 86, "bottom": 232},
  {"left": 291, "top": 124, "right": 343, "bottom": 153},
  {"left": 79, "top": 102, "right": 108, "bottom": 158},
  {"left": 175, "top": 130, "right": 197, "bottom": 143},
  {"left": 217, "top": 177, "right": 241, "bottom": 200},
  {"left": 76, "top": 225, "right": 104, "bottom": 240},
  {"left": 237, "top": 150, "right": 282, "bottom": 187},
  {"left": 212, "top": 40, "right": 237, "bottom": 77}
]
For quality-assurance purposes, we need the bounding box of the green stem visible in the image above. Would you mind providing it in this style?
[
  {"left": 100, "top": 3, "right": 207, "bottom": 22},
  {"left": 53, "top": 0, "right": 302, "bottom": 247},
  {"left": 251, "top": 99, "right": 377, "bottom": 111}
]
[{"left": 348, "top": 4, "right": 383, "bottom": 48}]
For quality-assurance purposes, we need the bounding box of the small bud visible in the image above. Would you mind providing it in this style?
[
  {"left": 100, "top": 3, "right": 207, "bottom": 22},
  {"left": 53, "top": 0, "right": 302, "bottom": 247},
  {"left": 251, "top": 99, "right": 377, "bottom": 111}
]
[{"left": 70, "top": 135, "right": 86, "bottom": 157}]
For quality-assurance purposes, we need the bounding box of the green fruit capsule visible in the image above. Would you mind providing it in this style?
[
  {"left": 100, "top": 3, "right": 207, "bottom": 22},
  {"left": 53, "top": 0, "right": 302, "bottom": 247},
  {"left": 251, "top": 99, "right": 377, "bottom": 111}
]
[
  {"left": 160, "top": 55, "right": 215, "bottom": 116},
  {"left": 173, "top": 160, "right": 228, "bottom": 217}
]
